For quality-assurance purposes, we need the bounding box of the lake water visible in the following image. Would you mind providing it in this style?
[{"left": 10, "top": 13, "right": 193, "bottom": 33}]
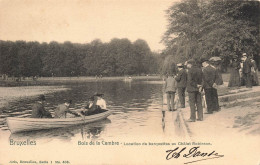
[{"left": 0, "top": 78, "right": 184, "bottom": 144}]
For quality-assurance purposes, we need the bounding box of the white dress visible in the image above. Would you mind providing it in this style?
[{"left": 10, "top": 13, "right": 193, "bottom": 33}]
[{"left": 96, "top": 98, "right": 107, "bottom": 109}]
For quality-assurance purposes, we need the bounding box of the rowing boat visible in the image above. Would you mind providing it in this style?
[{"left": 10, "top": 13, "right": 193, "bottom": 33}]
[{"left": 6, "top": 109, "right": 112, "bottom": 133}]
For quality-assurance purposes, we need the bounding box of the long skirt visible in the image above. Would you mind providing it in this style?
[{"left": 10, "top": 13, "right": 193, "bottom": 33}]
[
  {"left": 228, "top": 68, "right": 240, "bottom": 87},
  {"left": 252, "top": 70, "right": 259, "bottom": 86}
]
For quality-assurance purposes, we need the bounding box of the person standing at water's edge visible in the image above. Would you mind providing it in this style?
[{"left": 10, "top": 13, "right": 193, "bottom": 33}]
[
  {"left": 250, "top": 55, "right": 259, "bottom": 86},
  {"left": 228, "top": 55, "right": 241, "bottom": 87},
  {"left": 164, "top": 73, "right": 177, "bottom": 111},
  {"left": 186, "top": 60, "right": 203, "bottom": 122},
  {"left": 202, "top": 58, "right": 218, "bottom": 114},
  {"left": 210, "top": 59, "right": 221, "bottom": 112},
  {"left": 31, "top": 95, "right": 52, "bottom": 118},
  {"left": 242, "top": 53, "right": 253, "bottom": 88},
  {"left": 175, "top": 63, "right": 187, "bottom": 108}
]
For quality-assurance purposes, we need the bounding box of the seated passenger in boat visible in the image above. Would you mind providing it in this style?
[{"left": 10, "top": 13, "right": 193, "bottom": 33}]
[
  {"left": 95, "top": 93, "right": 107, "bottom": 109},
  {"left": 81, "top": 95, "right": 104, "bottom": 116},
  {"left": 31, "top": 95, "right": 52, "bottom": 118},
  {"left": 54, "top": 100, "right": 80, "bottom": 118}
]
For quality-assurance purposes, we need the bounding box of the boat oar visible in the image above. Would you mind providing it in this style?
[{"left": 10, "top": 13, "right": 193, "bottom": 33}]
[{"left": 71, "top": 109, "right": 87, "bottom": 123}]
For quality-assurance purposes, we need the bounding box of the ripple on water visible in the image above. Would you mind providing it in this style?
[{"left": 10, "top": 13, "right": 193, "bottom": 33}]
[{"left": 0, "top": 79, "right": 172, "bottom": 142}]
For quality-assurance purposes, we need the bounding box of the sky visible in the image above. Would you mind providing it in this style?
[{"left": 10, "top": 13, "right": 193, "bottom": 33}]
[{"left": 0, "top": 0, "right": 178, "bottom": 51}]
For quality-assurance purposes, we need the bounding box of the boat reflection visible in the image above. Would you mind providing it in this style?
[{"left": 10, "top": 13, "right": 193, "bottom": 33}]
[
  {"left": 174, "top": 111, "right": 185, "bottom": 137},
  {"left": 9, "top": 118, "right": 111, "bottom": 142},
  {"left": 162, "top": 111, "right": 165, "bottom": 132}
]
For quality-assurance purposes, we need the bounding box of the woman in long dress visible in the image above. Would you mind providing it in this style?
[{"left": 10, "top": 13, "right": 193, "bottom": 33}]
[
  {"left": 228, "top": 56, "right": 241, "bottom": 87},
  {"left": 251, "top": 57, "right": 259, "bottom": 86}
]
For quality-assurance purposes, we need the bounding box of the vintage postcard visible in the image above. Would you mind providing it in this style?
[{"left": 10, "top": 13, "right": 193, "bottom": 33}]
[{"left": 0, "top": 0, "right": 260, "bottom": 164}]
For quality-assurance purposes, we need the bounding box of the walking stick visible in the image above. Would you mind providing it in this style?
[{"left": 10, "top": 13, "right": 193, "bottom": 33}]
[{"left": 201, "top": 88, "right": 207, "bottom": 112}]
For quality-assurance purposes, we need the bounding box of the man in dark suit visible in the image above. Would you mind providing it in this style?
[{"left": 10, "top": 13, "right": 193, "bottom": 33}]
[
  {"left": 175, "top": 63, "right": 187, "bottom": 108},
  {"left": 186, "top": 60, "right": 203, "bottom": 122},
  {"left": 202, "top": 59, "right": 218, "bottom": 114},
  {"left": 31, "top": 95, "right": 52, "bottom": 118},
  {"left": 242, "top": 53, "right": 253, "bottom": 88}
]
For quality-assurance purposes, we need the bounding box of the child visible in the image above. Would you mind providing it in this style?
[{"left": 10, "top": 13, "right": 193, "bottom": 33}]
[{"left": 164, "top": 73, "right": 177, "bottom": 111}]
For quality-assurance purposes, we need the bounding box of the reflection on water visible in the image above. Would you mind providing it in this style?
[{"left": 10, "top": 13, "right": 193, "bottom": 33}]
[
  {"left": 162, "top": 111, "right": 166, "bottom": 132},
  {"left": 174, "top": 111, "right": 185, "bottom": 137},
  {"left": 0, "top": 78, "right": 182, "bottom": 142}
]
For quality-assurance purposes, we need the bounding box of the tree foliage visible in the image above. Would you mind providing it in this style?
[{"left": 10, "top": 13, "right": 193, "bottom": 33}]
[
  {"left": 0, "top": 39, "right": 159, "bottom": 77},
  {"left": 162, "top": 0, "right": 260, "bottom": 69}
]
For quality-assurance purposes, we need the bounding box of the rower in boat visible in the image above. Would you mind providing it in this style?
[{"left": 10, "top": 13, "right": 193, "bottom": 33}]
[
  {"left": 31, "top": 95, "right": 52, "bottom": 118},
  {"left": 54, "top": 100, "right": 80, "bottom": 118}
]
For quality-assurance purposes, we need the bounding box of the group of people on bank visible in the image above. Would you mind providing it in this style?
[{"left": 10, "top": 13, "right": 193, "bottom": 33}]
[
  {"left": 164, "top": 57, "right": 223, "bottom": 122},
  {"left": 228, "top": 53, "right": 259, "bottom": 88},
  {"left": 31, "top": 93, "right": 107, "bottom": 118}
]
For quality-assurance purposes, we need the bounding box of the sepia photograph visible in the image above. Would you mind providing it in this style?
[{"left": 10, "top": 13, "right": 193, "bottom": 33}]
[{"left": 0, "top": 0, "right": 260, "bottom": 164}]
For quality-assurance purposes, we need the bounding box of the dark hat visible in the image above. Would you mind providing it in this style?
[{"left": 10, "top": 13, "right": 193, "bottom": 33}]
[
  {"left": 88, "top": 96, "right": 95, "bottom": 101},
  {"left": 208, "top": 60, "right": 215, "bottom": 64},
  {"left": 94, "top": 92, "right": 104, "bottom": 97},
  {"left": 66, "top": 99, "right": 72, "bottom": 104},
  {"left": 177, "top": 63, "right": 184, "bottom": 67},
  {"left": 232, "top": 55, "right": 238, "bottom": 59},
  {"left": 200, "top": 58, "right": 209, "bottom": 63},
  {"left": 38, "top": 94, "right": 46, "bottom": 101},
  {"left": 242, "top": 53, "right": 247, "bottom": 57}
]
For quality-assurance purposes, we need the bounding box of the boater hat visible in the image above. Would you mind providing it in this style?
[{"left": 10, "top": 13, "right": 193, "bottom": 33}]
[
  {"left": 66, "top": 100, "right": 72, "bottom": 104},
  {"left": 200, "top": 58, "right": 209, "bottom": 63},
  {"left": 242, "top": 53, "right": 247, "bottom": 57},
  {"left": 38, "top": 94, "right": 46, "bottom": 101},
  {"left": 94, "top": 92, "right": 104, "bottom": 97}
]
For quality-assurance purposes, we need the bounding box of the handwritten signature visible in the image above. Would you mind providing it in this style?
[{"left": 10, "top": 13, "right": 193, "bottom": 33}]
[{"left": 166, "top": 146, "right": 224, "bottom": 164}]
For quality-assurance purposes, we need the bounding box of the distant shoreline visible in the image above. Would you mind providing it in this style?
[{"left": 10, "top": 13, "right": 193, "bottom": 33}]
[
  {"left": 1, "top": 75, "right": 161, "bottom": 81},
  {"left": 0, "top": 76, "right": 162, "bottom": 87},
  {"left": 39, "top": 75, "right": 161, "bottom": 81}
]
